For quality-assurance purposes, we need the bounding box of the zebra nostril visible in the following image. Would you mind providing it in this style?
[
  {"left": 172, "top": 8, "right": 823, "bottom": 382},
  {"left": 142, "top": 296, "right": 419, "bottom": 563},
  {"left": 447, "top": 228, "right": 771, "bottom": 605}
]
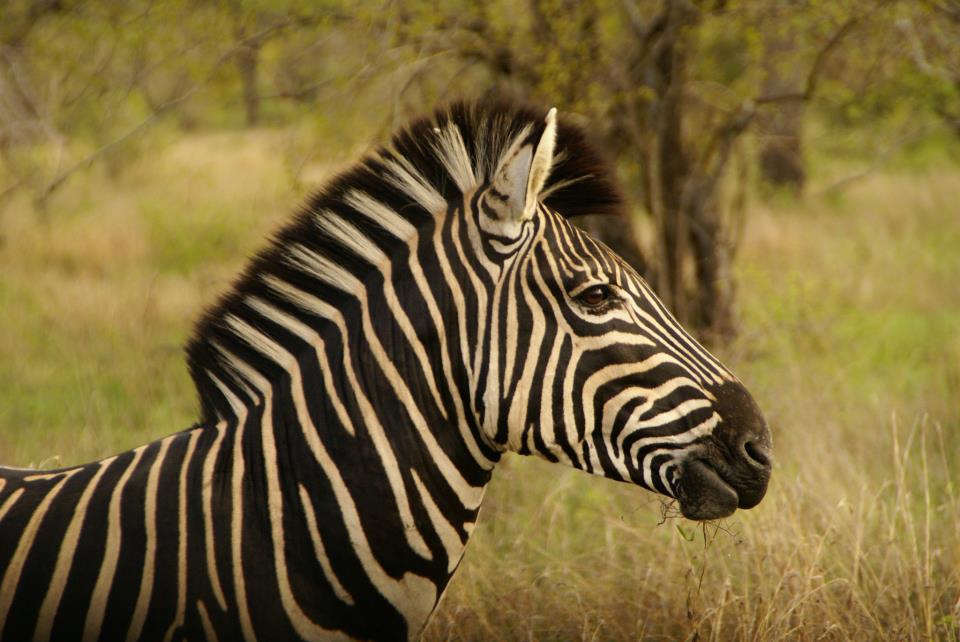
[{"left": 742, "top": 439, "right": 771, "bottom": 469}]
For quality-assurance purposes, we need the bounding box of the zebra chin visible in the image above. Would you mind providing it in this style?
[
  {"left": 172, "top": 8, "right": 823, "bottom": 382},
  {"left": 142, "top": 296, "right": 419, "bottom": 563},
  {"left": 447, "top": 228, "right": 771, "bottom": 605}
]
[{"left": 673, "top": 458, "right": 770, "bottom": 521}]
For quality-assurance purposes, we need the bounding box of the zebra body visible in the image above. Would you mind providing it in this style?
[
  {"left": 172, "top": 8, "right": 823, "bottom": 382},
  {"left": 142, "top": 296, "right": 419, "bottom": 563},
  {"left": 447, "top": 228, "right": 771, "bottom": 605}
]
[{"left": 0, "top": 100, "right": 771, "bottom": 641}]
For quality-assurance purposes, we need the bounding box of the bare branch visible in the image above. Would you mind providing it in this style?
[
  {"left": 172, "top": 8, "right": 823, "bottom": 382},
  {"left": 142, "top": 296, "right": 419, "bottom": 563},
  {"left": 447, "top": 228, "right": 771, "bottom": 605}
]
[
  {"left": 754, "top": 14, "right": 863, "bottom": 105},
  {"left": 927, "top": 0, "right": 960, "bottom": 22},
  {"left": 0, "top": 177, "right": 24, "bottom": 208},
  {"left": 30, "top": 27, "right": 282, "bottom": 204},
  {"left": 700, "top": 4, "right": 888, "bottom": 181},
  {"left": 700, "top": 102, "right": 756, "bottom": 180},
  {"left": 812, "top": 131, "right": 919, "bottom": 198}
]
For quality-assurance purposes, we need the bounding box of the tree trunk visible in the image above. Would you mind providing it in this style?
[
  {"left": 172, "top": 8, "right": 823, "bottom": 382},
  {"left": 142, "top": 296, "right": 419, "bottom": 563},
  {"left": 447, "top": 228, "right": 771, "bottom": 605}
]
[
  {"left": 235, "top": 41, "right": 261, "bottom": 127},
  {"left": 685, "top": 175, "right": 736, "bottom": 341},
  {"left": 654, "top": 3, "right": 691, "bottom": 324},
  {"left": 759, "top": 107, "right": 805, "bottom": 191},
  {"left": 644, "top": 1, "right": 740, "bottom": 342},
  {"left": 230, "top": 4, "right": 262, "bottom": 128},
  {"left": 758, "top": 22, "right": 806, "bottom": 192}
]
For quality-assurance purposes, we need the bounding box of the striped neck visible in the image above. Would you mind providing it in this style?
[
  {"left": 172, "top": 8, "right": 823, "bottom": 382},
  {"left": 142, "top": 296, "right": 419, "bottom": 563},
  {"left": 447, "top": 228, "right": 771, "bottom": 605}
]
[{"left": 181, "top": 154, "right": 506, "bottom": 637}]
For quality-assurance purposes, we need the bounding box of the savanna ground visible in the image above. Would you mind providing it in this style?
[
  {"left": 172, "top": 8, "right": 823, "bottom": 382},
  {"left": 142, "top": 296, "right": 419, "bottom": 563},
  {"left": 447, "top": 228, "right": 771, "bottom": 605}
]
[{"left": 1, "top": 128, "right": 958, "bottom": 641}]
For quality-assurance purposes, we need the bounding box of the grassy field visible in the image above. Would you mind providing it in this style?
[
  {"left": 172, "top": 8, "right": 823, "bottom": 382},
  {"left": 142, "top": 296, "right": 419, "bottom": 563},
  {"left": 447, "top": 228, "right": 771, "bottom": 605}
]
[{"left": 1, "top": 131, "right": 958, "bottom": 640}]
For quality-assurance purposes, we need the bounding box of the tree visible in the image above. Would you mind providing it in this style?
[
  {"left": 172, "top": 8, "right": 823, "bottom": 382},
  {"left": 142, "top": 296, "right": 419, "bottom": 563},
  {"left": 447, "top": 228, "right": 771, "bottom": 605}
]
[
  {"left": 1, "top": 0, "right": 948, "bottom": 331},
  {"left": 757, "top": 6, "right": 808, "bottom": 193},
  {"left": 389, "top": 0, "right": 875, "bottom": 341}
]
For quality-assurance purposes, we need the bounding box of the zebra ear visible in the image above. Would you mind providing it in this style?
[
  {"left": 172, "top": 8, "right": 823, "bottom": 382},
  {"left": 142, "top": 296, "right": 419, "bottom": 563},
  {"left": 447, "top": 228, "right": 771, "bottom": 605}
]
[{"left": 487, "top": 107, "right": 557, "bottom": 223}]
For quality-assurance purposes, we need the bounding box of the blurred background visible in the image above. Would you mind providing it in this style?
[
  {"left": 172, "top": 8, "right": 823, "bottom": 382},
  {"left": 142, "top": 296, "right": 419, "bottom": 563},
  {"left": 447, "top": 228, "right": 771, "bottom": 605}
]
[{"left": 1, "top": 0, "right": 959, "bottom": 639}]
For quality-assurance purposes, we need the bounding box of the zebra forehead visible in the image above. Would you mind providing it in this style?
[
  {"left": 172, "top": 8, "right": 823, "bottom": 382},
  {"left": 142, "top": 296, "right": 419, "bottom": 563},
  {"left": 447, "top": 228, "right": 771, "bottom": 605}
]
[{"left": 539, "top": 213, "right": 623, "bottom": 278}]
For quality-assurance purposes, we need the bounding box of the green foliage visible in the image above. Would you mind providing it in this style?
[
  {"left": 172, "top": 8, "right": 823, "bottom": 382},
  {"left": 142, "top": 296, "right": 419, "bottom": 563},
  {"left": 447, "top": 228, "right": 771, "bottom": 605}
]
[{"left": 1, "top": 0, "right": 956, "bottom": 234}]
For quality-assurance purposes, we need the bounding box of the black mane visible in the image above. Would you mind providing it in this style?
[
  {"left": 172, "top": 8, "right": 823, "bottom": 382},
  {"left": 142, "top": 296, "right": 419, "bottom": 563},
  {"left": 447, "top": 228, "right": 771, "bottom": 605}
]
[{"left": 185, "top": 98, "right": 624, "bottom": 422}]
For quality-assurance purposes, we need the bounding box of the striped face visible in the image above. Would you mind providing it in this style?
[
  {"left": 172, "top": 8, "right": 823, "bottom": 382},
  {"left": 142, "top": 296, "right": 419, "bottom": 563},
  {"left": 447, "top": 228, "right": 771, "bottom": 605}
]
[
  {"left": 474, "top": 205, "right": 771, "bottom": 519},
  {"left": 472, "top": 107, "right": 771, "bottom": 520}
]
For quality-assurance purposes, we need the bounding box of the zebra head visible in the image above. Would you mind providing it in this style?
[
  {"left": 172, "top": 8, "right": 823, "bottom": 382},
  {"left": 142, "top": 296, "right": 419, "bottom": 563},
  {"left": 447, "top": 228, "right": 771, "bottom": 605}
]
[{"left": 469, "top": 107, "right": 771, "bottom": 520}]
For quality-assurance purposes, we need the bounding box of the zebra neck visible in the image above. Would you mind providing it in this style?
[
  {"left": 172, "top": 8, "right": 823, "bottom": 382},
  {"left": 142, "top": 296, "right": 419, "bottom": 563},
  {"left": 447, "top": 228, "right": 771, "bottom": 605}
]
[
  {"left": 198, "top": 285, "right": 497, "bottom": 498},
  {"left": 205, "top": 374, "right": 493, "bottom": 638},
  {"left": 194, "top": 312, "right": 493, "bottom": 630}
]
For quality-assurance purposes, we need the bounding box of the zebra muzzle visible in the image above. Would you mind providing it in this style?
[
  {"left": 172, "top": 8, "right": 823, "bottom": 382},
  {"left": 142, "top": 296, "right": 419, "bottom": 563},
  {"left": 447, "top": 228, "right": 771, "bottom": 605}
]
[
  {"left": 674, "top": 458, "right": 741, "bottom": 521},
  {"left": 671, "top": 380, "right": 774, "bottom": 520},
  {"left": 673, "top": 386, "right": 773, "bottom": 520}
]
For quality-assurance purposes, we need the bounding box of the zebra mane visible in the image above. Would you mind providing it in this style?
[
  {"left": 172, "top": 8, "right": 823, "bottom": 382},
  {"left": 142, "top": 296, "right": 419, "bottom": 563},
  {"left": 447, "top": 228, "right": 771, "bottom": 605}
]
[{"left": 185, "top": 98, "right": 624, "bottom": 421}]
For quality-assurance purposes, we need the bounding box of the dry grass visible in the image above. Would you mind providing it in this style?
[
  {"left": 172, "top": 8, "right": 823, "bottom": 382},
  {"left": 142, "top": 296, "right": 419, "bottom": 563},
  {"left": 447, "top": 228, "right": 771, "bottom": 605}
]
[{"left": 1, "top": 132, "right": 958, "bottom": 640}]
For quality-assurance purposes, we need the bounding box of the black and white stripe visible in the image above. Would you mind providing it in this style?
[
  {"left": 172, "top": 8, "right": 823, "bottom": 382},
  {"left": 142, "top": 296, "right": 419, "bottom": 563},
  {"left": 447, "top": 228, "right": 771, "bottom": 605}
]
[{"left": 0, "top": 99, "right": 770, "bottom": 641}]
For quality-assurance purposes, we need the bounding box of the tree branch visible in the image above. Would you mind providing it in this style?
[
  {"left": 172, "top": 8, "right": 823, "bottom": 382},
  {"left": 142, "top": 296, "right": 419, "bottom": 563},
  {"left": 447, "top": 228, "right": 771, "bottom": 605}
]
[
  {"left": 812, "top": 130, "right": 919, "bottom": 198},
  {"left": 29, "top": 26, "right": 286, "bottom": 205},
  {"left": 699, "top": 6, "right": 880, "bottom": 179},
  {"left": 754, "top": 14, "right": 863, "bottom": 105}
]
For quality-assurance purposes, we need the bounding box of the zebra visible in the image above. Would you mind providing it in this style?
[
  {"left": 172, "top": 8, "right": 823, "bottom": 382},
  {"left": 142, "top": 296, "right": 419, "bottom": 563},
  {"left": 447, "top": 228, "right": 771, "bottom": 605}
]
[{"left": 0, "top": 99, "right": 771, "bottom": 641}]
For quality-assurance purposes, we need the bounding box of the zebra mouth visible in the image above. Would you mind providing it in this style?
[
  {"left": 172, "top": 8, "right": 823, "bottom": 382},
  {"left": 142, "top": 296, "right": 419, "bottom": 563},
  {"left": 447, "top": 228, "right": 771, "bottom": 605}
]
[{"left": 674, "top": 459, "right": 739, "bottom": 521}]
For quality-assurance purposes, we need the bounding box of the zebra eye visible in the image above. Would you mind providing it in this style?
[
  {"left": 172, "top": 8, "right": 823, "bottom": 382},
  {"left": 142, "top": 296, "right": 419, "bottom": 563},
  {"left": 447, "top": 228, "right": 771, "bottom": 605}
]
[{"left": 576, "top": 284, "right": 613, "bottom": 308}]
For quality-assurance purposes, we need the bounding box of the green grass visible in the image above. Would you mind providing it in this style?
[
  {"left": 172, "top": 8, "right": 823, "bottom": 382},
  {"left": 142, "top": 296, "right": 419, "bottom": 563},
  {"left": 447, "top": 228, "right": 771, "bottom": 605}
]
[{"left": 1, "top": 132, "right": 958, "bottom": 640}]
